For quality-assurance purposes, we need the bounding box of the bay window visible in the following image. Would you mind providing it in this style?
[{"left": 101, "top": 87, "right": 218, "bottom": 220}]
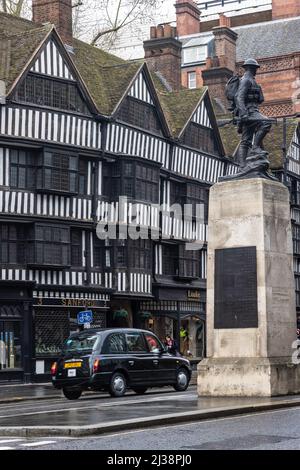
[
  {"left": 28, "top": 224, "right": 70, "bottom": 266},
  {"left": 10, "top": 149, "right": 36, "bottom": 190},
  {"left": 104, "top": 159, "right": 160, "bottom": 203},
  {"left": 37, "top": 151, "right": 78, "bottom": 193},
  {"left": 0, "top": 224, "right": 26, "bottom": 265}
]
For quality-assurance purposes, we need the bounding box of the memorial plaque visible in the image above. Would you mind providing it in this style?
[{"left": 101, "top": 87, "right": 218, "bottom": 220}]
[{"left": 214, "top": 247, "right": 258, "bottom": 329}]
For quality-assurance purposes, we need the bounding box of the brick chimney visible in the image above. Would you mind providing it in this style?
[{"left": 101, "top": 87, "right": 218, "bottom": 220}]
[
  {"left": 144, "top": 24, "right": 182, "bottom": 92},
  {"left": 202, "top": 15, "right": 238, "bottom": 110},
  {"left": 32, "top": 0, "right": 73, "bottom": 46},
  {"left": 272, "top": 0, "right": 300, "bottom": 19},
  {"left": 175, "top": 0, "right": 201, "bottom": 37}
]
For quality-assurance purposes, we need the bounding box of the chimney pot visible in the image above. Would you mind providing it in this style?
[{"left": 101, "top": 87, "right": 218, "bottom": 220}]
[
  {"left": 164, "top": 24, "right": 172, "bottom": 38},
  {"left": 157, "top": 25, "right": 164, "bottom": 38},
  {"left": 150, "top": 26, "right": 157, "bottom": 39}
]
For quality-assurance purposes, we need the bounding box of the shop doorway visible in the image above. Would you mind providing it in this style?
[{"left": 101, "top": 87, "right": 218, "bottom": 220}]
[
  {"left": 180, "top": 316, "right": 205, "bottom": 359},
  {"left": 0, "top": 320, "right": 22, "bottom": 370}
]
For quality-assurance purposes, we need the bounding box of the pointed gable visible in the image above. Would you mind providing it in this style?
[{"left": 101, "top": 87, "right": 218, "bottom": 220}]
[
  {"left": 0, "top": 25, "right": 51, "bottom": 96},
  {"left": 128, "top": 71, "right": 154, "bottom": 105},
  {"left": 30, "top": 38, "right": 74, "bottom": 81},
  {"left": 191, "top": 99, "right": 212, "bottom": 129},
  {"left": 113, "top": 65, "right": 171, "bottom": 137}
]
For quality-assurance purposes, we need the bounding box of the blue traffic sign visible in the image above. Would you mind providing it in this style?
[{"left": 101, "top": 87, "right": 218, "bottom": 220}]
[{"left": 77, "top": 310, "right": 93, "bottom": 325}]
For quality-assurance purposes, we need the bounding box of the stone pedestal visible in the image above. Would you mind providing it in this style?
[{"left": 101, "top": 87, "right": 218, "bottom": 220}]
[{"left": 198, "top": 178, "right": 300, "bottom": 397}]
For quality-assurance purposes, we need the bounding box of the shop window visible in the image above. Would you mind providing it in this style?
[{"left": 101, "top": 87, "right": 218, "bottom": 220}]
[
  {"left": 0, "top": 320, "right": 22, "bottom": 369},
  {"left": 16, "top": 73, "right": 89, "bottom": 114},
  {"left": 35, "top": 309, "right": 69, "bottom": 356}
]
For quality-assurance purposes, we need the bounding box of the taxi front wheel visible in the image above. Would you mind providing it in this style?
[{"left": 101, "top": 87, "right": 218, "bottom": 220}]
[
  {"left": 62, "top": 387, "right": 82, "bottom": 400},
  {"left": 174, "top": 368, "right": 189, "bottom": 392}
]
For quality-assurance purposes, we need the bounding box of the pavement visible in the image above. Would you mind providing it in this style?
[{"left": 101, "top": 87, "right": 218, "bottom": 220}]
[
  {"left": 0, "top": 383, "right": 62, "bottom": 403},
  {"left": 1, "top": 382, "right": 300, "bottom": 437}
]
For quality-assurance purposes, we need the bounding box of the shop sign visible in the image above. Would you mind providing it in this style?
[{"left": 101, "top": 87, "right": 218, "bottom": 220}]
[
  {"left": 187, "top": 290, "right": 200, "bottom": 301},
  {"left": 34, "top": 298, "right": 106, "bottom": 308}
]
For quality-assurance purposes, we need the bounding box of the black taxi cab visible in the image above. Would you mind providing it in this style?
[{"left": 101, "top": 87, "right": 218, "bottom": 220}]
[{"left": 51, "top": 328, "right": 191, "bottom": 399}]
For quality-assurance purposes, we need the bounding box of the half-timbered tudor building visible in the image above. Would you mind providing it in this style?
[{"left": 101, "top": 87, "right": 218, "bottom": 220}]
[{"left": 0, "top": 5, "right": 240, "bottom": 382}]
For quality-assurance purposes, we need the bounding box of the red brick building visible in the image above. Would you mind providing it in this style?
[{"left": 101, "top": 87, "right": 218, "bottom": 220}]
[{"left": 146, "top": 0, "right": 300, "bottom": 118}]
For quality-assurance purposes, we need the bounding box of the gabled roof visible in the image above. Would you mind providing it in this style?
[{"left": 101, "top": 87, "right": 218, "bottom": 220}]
[
  {"left": 0, "top": 25, "right": 52, "bottom": 94},
  {"left": 72, "top": 40, "right": 140, "bottom": 116},
  {"left": 219, "top": 117, "right": 299, "bottom": 169},
  {"left": 156, "top": 86, "right": 207, "bottom": 138},
  {"left": 154, "top": 84, "right": 225, "bottom": 154},
  {"left": 0, "top": 11, "right": 224, "bottom": 146}
]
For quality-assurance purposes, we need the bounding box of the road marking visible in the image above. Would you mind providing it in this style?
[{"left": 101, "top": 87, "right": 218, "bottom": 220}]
[
  {"left": 0, "top": 439, "right": 24, "bottom": 444},
  {"left": 21, "top": 441, "right": 56, "bottom": 448}
]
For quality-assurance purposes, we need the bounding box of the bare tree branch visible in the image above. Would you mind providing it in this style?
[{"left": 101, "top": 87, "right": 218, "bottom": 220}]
[{"left": 1, "top": 0, "right": 167, "bottom": 56}]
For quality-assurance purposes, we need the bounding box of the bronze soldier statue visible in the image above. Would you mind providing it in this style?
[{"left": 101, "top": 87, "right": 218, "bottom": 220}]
[
  {"left": 224, "top": 58, "right": 276, "bottom": 180},
  {"left": 236, "top": 59, "right": 272, "bottom": 167}
]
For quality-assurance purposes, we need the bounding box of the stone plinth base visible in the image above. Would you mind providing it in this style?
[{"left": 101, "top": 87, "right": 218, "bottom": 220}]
[
  {"left": 198, "top": 357, "right": 300, "bottom": 397},
  {"left": 198, "top": 177, "right": 299, "bottom": 397}
]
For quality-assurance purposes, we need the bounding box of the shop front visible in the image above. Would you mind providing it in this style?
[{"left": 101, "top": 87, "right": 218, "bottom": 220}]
[
  {"left": 138, "top": 287, "right": 206, "bottom": 360},
  {"left": 32, "top": 290, "right": 110, "bottom": 381},
  {"left": 0, "top": 283, "right": 33, "bottom": 383}
]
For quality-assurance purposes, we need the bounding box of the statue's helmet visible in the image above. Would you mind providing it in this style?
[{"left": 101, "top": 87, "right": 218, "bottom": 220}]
[{"left": 242, "top": 58, "right": 260, "bottom": 69}]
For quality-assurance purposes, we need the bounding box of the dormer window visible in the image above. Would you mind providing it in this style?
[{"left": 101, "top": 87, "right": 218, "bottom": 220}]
[{"left": 15, "top": 73, "right": 89, "bottom": 114}]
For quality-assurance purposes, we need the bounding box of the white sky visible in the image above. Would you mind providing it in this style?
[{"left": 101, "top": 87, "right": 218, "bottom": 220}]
[
  {"left": 24, "top": 0, "right": 272, "bottom": 60},
  {"left": 107, "top": 0, "right": 272, "bottom": 60}
]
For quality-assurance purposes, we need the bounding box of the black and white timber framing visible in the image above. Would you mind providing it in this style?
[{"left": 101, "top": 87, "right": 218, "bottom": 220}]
[{"left": 0, "top": 20, "right": 299, "bottom": 381}]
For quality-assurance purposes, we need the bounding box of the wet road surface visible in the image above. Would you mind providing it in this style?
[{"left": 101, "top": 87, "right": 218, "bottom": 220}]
[
  {"left": 0, "top": 386, "right": 300, "bottom": 428},
  {"left": 1, "top": 406, "right": 300, "bottom": 450}
]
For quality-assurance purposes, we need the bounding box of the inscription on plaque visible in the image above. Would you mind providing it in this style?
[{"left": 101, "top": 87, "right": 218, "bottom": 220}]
[{"left": 214, "top": 247, "right": 258, "bottom": 329}]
